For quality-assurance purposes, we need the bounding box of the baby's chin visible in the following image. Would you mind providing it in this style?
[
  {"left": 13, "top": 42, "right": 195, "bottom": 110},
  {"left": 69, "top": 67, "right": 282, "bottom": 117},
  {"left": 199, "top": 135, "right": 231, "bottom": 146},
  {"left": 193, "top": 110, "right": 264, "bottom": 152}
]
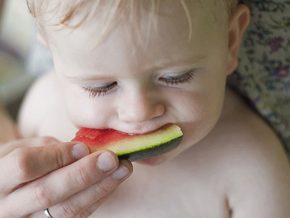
[
  {"left": 135, "top": 157, "right": 167, "bottom": 166},
  {"left": 135, "top": 149, "right": 178, "bottom": 166},
  {"left": 134, "top": 138, "right": 192, "bottom": 166}
]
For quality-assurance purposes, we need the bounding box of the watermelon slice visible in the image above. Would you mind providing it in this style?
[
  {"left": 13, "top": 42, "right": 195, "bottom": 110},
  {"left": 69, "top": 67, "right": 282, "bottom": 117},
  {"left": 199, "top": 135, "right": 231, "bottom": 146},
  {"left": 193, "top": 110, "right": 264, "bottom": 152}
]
[{"left": 72, "top": 124, "right": 183, "bottom": 161}]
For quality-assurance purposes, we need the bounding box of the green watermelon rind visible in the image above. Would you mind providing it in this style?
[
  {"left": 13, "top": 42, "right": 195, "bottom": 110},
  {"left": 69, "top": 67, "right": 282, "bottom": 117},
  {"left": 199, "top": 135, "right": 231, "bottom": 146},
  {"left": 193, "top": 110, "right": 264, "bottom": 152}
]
[
  {"left": 101, "top": 124, "right": 183, "bottom": 160},
  {"left": 118, "top": 136, "right": 183, "bottom": 162}
]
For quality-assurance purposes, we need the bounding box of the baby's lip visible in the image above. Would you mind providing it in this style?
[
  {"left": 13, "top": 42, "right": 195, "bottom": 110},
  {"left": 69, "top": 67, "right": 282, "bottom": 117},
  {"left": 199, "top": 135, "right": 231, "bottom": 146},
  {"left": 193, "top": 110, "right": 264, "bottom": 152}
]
[{"left": 123, "top": 123, "right": 173, "bottom": 135}]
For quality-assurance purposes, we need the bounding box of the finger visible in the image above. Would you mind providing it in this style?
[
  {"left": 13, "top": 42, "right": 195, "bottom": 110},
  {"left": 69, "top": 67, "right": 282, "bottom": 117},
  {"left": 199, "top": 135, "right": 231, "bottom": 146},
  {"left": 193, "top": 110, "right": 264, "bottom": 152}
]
[
  {"left": 0, "top": 137, "right": 60, "bottom": 192},
  {"left": 28, "top": 194, "right": 113, "bottom": 218},
  {"left": 0, "top": 137, "right": 60, "bottom": 158},
  {"left": 50, "top": 160, "right": 132, "bottom": 218},
  {"left": 0, "top": 140, "right": 89, "bottom": 193},
  {"left": 8, "top": 150, "right": 119, "bottom": 216}
]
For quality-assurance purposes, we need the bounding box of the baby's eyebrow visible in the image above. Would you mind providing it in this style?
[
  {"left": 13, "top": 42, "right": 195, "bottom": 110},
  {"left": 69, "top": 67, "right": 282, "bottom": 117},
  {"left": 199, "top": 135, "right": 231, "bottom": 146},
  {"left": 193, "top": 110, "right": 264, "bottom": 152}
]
[
  {"left": 155, "top": 55, "right": 207, "bottom": 68},
  {"left": 63, "top": 54, "right": 208, "bottom": 80}
]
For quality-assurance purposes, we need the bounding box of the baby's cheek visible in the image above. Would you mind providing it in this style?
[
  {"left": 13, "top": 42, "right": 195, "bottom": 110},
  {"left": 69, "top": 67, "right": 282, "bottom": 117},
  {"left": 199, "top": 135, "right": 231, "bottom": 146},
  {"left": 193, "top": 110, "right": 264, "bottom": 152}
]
[
  {"left": 185, "top": 93, "right": 222, "bottom": 133},
  {"left": 65, "top": 94, "right": 113, "bottom": 129}
]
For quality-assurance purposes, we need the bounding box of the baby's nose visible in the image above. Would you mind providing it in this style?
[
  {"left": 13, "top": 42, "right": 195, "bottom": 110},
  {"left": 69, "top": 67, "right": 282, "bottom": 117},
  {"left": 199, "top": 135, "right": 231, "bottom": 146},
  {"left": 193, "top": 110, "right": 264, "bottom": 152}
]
[{"left": 118, "top": 91, "right": 164, "bottom": 123}]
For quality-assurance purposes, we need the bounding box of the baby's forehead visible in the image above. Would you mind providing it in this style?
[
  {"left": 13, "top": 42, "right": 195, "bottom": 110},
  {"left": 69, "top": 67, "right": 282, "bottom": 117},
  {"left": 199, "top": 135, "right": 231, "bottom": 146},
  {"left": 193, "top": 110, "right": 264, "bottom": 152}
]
[
  {"left": 31, "top": 0, "right": 232, "bottom": 76},
  {"left": 29, "top": 0, "right": 231, "bottom": 49},
  {"left": 27, "top": 0, "right": 231, "bottom": 27},
  {"left": 46, "top": 3, "right": 228, "bottom": 57}
]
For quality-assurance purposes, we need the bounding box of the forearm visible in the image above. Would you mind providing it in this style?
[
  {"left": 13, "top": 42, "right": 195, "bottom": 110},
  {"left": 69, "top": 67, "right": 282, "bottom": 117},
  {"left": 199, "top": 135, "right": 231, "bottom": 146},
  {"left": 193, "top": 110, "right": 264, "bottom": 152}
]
[{"left": 0, "top": 98, "right": 19, "bottom": 143}]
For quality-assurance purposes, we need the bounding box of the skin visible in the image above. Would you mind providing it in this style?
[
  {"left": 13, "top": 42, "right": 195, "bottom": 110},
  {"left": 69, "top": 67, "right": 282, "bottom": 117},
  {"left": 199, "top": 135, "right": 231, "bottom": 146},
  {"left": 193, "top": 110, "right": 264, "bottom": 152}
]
[
  {"left": 0, "top": 0, "right": 289, "bottom": 217},
  {"left": 40, "top": 0, "right": 230, "bottom": 166}
]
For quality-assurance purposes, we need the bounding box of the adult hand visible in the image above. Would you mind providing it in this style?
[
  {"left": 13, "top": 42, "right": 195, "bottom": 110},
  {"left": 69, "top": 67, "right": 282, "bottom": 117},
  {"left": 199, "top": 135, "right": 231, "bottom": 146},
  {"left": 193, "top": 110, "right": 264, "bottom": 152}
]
[{"left": 0, "top": 137, "right": 133, "bottom": 218}]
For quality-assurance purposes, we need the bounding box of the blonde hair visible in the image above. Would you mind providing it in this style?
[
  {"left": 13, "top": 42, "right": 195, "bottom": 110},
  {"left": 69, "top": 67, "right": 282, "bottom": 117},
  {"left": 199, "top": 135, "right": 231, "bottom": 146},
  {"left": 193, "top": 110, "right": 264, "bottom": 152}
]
[{"left": 26, "top": 0, "right": 238, "bottom": 45}]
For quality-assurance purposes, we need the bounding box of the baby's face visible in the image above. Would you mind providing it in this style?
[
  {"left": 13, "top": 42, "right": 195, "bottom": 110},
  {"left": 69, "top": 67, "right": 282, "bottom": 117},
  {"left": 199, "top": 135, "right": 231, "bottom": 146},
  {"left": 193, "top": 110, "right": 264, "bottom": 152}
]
[{"left": 46, "top": 0, "right": 231, "bottom": 165}]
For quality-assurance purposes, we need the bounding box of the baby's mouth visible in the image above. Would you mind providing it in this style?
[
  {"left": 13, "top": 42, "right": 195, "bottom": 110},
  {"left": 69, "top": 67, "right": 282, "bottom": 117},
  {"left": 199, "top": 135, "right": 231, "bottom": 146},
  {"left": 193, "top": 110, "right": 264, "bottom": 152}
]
[
  {"left": 119, "top": 123, "right": 174, "bottom": 135},
  {"left": 72, "top": 123, "right": 183, "bottom": 162}
]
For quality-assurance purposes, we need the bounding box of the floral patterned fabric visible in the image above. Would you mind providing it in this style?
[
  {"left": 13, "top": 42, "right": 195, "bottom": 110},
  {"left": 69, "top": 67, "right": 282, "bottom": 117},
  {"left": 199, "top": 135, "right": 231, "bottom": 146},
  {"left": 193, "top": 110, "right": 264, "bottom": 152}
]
[{"left": 227, "top": 0, "right": 290, "bottom": 157}]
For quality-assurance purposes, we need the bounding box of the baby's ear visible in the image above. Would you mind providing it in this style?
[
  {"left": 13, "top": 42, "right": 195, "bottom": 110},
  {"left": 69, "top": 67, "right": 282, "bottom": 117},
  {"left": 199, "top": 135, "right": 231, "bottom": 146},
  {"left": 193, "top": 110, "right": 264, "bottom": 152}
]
[
  {"left": 227, "top": 4, "right": 250, "bottom": 75},
  {"left": 36, "top": 32, "right": 49, "bottom": 49}
]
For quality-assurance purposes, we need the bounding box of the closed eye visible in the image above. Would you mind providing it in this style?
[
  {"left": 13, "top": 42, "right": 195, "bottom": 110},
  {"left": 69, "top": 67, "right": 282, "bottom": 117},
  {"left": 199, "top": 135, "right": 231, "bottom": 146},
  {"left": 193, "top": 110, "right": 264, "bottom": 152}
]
[
  {"left": 82, "top": 82, "right": 117, "bottom": 98},
  {"left": 159, "top": 70, "right": 195, "bottom": 85}
]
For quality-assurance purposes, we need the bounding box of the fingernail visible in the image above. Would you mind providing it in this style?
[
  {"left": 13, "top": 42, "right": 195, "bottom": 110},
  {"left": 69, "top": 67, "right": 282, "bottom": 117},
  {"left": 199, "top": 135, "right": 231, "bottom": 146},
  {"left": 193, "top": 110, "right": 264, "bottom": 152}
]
[
  {"left": 72, "top": 143, "right": 90, "bottom": 160},
  {"left": 112, "top": 165, "right": 130, "bottom": 180},
  {"left": 97, "top": 152, "right": 117, "bottom": 172}
]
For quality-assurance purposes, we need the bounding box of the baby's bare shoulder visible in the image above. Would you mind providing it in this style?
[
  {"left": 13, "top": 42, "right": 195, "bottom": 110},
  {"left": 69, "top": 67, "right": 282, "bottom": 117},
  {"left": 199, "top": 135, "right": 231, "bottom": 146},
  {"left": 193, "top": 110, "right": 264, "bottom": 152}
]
[
  {"left": 18, "top": 71, "right": 63, "bottom": 137},
  {"left": 196, "top": 88, "right": 290, "bottom": 218}
]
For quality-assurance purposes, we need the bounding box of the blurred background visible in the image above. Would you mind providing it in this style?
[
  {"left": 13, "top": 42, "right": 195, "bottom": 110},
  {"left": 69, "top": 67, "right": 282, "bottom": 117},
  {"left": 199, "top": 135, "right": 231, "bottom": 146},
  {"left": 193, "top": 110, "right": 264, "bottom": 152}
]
[{"left": 0, "top": 0, "right": 42, "bottom": 119}]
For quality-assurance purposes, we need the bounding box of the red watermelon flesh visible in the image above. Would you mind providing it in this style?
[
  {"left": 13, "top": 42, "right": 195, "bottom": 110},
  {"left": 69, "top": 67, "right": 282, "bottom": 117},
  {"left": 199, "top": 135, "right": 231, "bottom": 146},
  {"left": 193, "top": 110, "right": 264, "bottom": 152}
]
[
  {"left": 72, "top": 124, "right": 183, "bottom": 161},
  {"left": 73, "top": 128, "right": 131, "bottom": 148}
]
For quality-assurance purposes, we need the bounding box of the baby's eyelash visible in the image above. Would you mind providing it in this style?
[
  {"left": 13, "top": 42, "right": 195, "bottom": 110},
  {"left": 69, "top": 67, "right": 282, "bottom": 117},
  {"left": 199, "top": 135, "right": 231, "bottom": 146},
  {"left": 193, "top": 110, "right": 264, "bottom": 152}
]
[
  {"left": 82, "top": 82, "right": 117, "bottom": 98},
  {"left": 159, "top": 70, "right": 195, "bottom": 85},
  {"left": 81, "top": 70, "right": 195, "bottom": 98}
]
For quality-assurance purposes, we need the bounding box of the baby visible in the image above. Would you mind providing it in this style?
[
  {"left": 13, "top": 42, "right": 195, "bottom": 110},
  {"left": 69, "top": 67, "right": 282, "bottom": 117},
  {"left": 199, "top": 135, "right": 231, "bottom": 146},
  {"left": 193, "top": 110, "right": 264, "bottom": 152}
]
[{"left": 2, "top": 0, "right": 290, "bottom": 217}]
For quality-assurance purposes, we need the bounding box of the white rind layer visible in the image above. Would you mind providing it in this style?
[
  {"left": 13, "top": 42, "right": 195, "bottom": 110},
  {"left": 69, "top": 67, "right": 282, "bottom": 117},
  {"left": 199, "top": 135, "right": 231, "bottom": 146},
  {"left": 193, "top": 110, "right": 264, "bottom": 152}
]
[{"left": 90, "top": 124, "right": 183, "bottom": 155}]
